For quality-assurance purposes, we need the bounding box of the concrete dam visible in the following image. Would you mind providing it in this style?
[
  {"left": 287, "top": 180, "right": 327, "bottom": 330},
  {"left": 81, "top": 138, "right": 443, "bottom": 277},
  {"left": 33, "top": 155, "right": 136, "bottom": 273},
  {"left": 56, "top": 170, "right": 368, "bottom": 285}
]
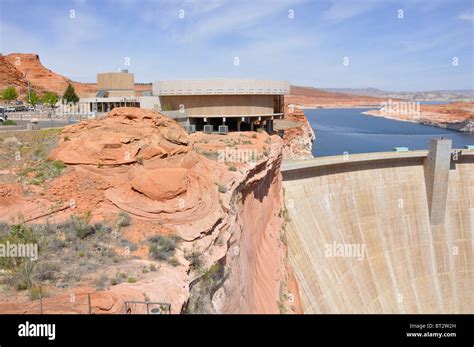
[{"left": 282, "top": 139, "right": 473, "bottom": 313}]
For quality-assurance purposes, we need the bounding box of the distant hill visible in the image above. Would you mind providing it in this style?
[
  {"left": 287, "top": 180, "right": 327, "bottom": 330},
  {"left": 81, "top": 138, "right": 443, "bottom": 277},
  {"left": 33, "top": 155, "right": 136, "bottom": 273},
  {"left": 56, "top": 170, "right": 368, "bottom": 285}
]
[
  {"left": 0, "top": 54, "right": 29, "bottom": 93},
  {"left": 322, "top": 88, "right": 474, "bottom": 102},
  {"left": 287, "top": 85, "right": 384, "bottom": 108},
  {"left": 0, "top": 53, "right": 152, "bottom": 98}
]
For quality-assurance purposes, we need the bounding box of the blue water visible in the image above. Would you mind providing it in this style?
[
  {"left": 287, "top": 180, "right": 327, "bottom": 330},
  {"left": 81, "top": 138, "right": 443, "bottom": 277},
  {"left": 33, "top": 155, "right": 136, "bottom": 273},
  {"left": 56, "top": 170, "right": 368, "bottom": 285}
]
[{"left": 305, "top": 108, "right": 474, "bottom": 157}]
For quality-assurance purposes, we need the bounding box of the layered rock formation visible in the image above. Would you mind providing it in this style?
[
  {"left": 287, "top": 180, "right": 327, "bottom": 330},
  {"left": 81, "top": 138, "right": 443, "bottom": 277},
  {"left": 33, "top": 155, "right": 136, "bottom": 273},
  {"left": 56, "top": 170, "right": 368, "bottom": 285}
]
[
  {"left": 0, "top": 108, "right": 298, "bottom": 314},
  {"left": 364, "top": 102, "right": 474, "bottom": 132},
  {"left": 275, "top": 103, "right": 315, "bottom": 161},
  {"left": 0, "top": 55, "right": 28, "bottom": 93},
  {"left": 4, "top": 53, "right": 97, "bottom": 97}
]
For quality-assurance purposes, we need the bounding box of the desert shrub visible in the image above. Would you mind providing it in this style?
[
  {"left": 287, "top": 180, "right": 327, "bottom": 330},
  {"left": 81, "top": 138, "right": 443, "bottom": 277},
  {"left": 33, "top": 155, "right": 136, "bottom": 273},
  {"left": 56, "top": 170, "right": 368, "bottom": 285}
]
[
  {"left": 62, "top": 268, "right": 83, "bottom": 283},
  {"left": 120, "top": 238, "right": 138, "bottom": 252},
  {"left": 2, "top": 120, "right": 17, "bottom": 126},
  {"left": 70, "top": 215, "right": 95, "bottom": 239},
  {"left": 0, "top": 224, "right": 39, "bottom": 270},
  {"left": 9, "top": 260, "right": 37, "bottom": 290},
  {"left": 217, "top": 184, "right": 227, "bottom": 193},
  {"left": 69, "top": 213, "right": 111, "bottom": 240},
  {"left": 116, "top": 211, "right": 132, "bottom": 228},
  {"left": 0, "top": 222, "right": 10, "bottom": 237},
  {"left": 200, "top": 262, "right": 225, "bottom": 294},
  {"left": 48, "top": 238, "right": 67, "bottom": 252},
  {"left": 36, "top": 262, "right": 60, "bottom": 282},
  {"left": 185, "top": 251, "right": 203, "bottom": 271},
  {"left": 52, "top": 160, "right": 66, "bottom": 170},
  {"left": 168, "top": 257, "right": 180, "bottom": 267},
  {"left": 127, "top": 277, "right": 137, "bottom": 283},
  {"left": 28, "top": 286, "right": 45, "bottom": 301},
  {"left": 92, "top": 222, "right": 112, "bottom": 233},
  {"left": 93, "top": 274, "right": 109, "bottom": 290},
  {"left": 228, "top": 165, "right": 237, "bottom": 172},
  {"left": 148, "top": 235, "right": 180, "bottom": 261},
  {"left": 200, "top": 150, "right": 219, "bottom": 161}
]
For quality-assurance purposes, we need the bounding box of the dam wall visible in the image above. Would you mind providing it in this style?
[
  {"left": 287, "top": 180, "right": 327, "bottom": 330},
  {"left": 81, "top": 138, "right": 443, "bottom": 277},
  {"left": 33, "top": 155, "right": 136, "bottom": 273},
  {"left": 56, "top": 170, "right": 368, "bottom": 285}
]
[{"left": 282, "top": 146, "right": 474, "bottom": 313}]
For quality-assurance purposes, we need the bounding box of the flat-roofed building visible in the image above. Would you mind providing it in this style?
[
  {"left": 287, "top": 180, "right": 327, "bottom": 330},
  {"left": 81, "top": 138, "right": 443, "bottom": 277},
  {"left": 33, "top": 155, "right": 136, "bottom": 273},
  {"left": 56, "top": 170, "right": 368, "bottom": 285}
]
[
  {"left": 97, "top": 71, "right": 135, "bottom": 97},
  {"left": 58, "top": 71, "right": 161, "bottom": 117},
  {"left": 153, "top": 78, "right": 290, "bottom": 132}
]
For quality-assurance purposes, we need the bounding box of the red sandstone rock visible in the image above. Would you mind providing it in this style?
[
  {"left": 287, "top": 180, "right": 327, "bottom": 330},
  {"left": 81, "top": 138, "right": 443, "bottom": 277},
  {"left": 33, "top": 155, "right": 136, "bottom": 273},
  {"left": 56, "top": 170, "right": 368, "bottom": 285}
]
[
  {"left": 0, "top": 55, "right": 28, "bottom": 93},
  {"left": 0, "top": 101, "right": 299, "bottom": 315},
  {"left": 1, "top": 53, "right": 151, "bottom": 98},
  {"left": 364, "top": 101, "right": 474, "bottom": 132}
]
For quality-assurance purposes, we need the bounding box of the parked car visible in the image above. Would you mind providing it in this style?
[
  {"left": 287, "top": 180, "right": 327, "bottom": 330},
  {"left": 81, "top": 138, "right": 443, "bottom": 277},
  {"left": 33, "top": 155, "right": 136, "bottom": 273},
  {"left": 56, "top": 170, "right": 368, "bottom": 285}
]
[
  {"left": 16, "top": 105, "right": 27, "bottom": 112},
  {"left": 27, "top": 106, "right": 35, "bottom": 111},
  {"left": 6, "top": 106, "right": 15, "bottom": 112},
  {"left": 0, "top": 107, "right": 8, "bottom": 123}
]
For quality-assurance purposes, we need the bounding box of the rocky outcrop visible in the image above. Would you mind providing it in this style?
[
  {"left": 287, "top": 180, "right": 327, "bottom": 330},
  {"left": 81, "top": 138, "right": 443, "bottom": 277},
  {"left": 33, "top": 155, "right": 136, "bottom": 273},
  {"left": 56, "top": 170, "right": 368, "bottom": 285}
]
[
  {"left": 277, "top": 103, "right": 315, "bottom": 160},
  {"left": 4, "top": 53, "right": 97, "bottom": 97},
  {"left": 0, "top": 55, "right": 28, "bottom": 93},
  {"left": 0, "top": 107, "right": 299, "bottom": 314}
]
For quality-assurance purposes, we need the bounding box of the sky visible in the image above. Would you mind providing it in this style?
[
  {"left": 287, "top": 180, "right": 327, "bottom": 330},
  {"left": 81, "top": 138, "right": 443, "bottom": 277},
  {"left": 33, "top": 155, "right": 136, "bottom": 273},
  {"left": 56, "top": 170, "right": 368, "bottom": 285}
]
[{"left": 0, "top": 0, "right": 473, "bottom": 91}]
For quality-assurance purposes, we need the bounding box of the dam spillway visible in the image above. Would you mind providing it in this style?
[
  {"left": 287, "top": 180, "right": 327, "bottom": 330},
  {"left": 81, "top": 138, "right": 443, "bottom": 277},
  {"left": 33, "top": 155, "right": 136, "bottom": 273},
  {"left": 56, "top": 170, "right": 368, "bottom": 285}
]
[{"left": 282, "top": 140, "right": 474, "bottom": 313}]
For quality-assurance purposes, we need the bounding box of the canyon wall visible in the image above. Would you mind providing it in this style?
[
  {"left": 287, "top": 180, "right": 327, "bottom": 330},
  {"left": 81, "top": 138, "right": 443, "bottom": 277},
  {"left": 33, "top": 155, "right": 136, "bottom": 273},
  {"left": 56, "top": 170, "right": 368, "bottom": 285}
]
[
  {"left": 277, "top": 103, "right": 315, "bottom": 161},
  {"left": 185, "top": 134, "right": 300, "bottom": 314},
  {"left": 0, "top": 108, "right": 298, "bottom": 314}
]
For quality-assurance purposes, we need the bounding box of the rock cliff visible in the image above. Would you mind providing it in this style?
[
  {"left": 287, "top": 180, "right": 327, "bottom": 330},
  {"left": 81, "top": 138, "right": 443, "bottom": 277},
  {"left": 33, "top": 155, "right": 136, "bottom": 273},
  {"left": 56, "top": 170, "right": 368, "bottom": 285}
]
[{"left": 0, "top": 108, "right": 299, "bottom": 314}]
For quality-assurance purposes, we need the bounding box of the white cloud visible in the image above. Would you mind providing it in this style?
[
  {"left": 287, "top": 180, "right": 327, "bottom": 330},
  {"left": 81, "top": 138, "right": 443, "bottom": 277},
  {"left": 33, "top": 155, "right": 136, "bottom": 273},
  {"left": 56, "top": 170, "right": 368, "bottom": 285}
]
[
  {"left": 458, "top": 12, "right": 474, "bottom": 22},
  {"left": 321, "top": 0, "right": 383, "bottom": 22},
  {"left": 169, "top": 0, "right": 308, "bottom": 42}
]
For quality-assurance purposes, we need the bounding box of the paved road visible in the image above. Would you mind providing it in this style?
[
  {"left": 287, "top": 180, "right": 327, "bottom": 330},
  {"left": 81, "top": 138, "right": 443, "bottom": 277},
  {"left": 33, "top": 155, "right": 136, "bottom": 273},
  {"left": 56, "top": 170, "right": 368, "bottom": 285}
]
[{"left": 0, "top": 119, "right": 78, "bottom": 132}]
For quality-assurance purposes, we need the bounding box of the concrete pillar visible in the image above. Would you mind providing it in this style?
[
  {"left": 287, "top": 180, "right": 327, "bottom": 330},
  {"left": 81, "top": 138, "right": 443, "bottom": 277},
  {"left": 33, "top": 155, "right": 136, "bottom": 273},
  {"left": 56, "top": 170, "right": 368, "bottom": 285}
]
[
  {"left": 266, "top": 119, "right": 273, "bottom": 132},
  {"left": 237, "top": 120, "right": 241, "bottom": 131},
  {"left": 250, "top": 120, "right": 254, "bottom": 131},
  {"left": 424, "top": 137, "right": 452, "bottom": 226}
]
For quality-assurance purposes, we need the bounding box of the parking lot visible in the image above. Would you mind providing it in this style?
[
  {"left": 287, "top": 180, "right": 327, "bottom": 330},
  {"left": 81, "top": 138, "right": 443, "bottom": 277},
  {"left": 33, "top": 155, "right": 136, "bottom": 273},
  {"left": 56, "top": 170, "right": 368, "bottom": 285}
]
[{"left": 0, "top": 110, "right": 81, "bottom": 132}]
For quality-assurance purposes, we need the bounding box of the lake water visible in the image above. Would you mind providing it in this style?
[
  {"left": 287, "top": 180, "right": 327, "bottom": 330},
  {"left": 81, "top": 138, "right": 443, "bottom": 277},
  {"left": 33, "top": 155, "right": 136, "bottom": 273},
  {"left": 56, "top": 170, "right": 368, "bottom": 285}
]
[{"left": 305, "top": 108, "right": 474, "bottom": 157}]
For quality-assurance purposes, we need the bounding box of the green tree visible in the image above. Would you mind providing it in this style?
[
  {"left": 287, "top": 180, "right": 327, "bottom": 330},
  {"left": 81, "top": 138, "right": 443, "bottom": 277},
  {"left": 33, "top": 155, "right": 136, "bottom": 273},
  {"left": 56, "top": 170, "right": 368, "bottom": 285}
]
[
  {"left": 62, "top": 83, "right": 79, "bottom": 104},
  {"left": 42, "top": 91, "right": 58, "bottom": 108},
  {"left": 26, "top": 90, "right": 39, "bottom": 106},
  {"left": 2, "top": 86, "right": 18, "bottom": 103}
]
